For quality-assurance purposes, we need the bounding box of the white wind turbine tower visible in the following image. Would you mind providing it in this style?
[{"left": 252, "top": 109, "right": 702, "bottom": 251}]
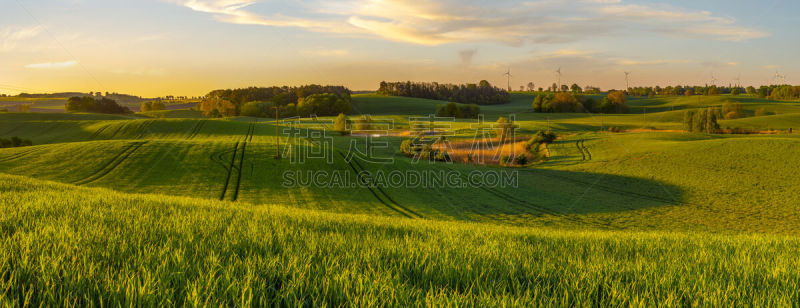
[
  {"left": 555, "top": 67, "right": 562, "bottom": 91},
  {"left": 624, "top": 72, "right": 631, "bottom": 90},
  {"left": 773, "top": 70, "right": 786, "bottom": 85},
  {"left": 503, "top": 67, "right": 513, "bottom": 91},
  {"left": 734, "top": 73, "right": 741, "bottom": 88},
  {"left": 710, "top": 73, "right": 718, "bottom": 86},
  {"left": 776, "top": 70, "right": 787, "bottom": 85}
]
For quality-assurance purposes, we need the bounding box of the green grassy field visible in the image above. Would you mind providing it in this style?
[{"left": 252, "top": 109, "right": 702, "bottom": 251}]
[
  {"left": 3, "top": 173, "right": 800, "bottom": 306},
  {"left": 2, "top": 93, "right": 800, "bottom": 305}
]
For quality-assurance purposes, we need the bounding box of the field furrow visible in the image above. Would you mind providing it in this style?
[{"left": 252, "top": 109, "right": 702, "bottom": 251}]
[{"left": 73, "top": 142, "right": 146, "bottom": 185}]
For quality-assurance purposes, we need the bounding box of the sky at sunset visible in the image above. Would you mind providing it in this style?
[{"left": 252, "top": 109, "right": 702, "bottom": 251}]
[{"left": 1, "top": 0, "right": 796, "bottom": 97}]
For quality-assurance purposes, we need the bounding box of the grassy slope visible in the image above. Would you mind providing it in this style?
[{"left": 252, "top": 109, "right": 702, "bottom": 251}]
[
  {"left": 3, "top": 95, "right": 800, "bottom": 304},
  {"left": 2, "top": 173, "right": 800, "bottom": 306},
  {"left": 2, "top": 114, "right": 800, "bottom": 234},
  {"left": 545, "top": 132, "right": 800, "bottom": 234}
]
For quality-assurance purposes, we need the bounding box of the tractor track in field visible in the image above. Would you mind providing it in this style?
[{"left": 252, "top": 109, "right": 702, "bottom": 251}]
[
  {"left": 247, "top": 121, "right": 255, "bottom": 142},
  {"left": 216, "top": 142, "right": 240, "bottom": 201},
  {"left": 135, "top": 120, "right": 155, "bottom": 139},
  {"left": 0, "top": 147, "right": 41, "bottom": 163},
  {"left": 185, "top": 120, "right": 207, "bottom": 140},
  {"left": 576, "top": 139, "right": 592, "bottom": 161},
  {"left": 89, "top": 124, "right": 110, "bottom": 139},
  {"left": 352, "top": 158, "right": 423, "bottom": 218},
  {"left": 441, "top": 166, "right": 607, "bottom": 228},
  {"left": 73, "top": 142, "right": 146, "bottom": 185},
  {"left": 337, "top": 151, "right": 421, "bottom": 219},
  {"left": 106, "top": 122, "right": 128, "bottom": 140},
  {"left": 231, "top": 122, "right": 255, "bottom": 201},
  {"left": 36, "top": 122, "right": 64, "bottom": 136},
  {"left": 215, "top": 122, "right": 256, "bottom": 201}
]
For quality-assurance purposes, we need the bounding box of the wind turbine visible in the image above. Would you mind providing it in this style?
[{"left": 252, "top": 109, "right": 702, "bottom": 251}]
[
  {"left": 774, "top": 70, "right": 787, "bottom": 85},
  {"left": 503, "top": 67, "right": 512, "bottom": 91},
  {"left": 555, "top": 67, "right": 562, "bottom": 92},
  {"left": 734, "top": 73, "right": 741, "bottom": 88},
  {"left": 710, "top": 73, "right": 718, "bottom": 86},
  {"left": 624, "top": 72, "right": 631, "bottom": 90}
]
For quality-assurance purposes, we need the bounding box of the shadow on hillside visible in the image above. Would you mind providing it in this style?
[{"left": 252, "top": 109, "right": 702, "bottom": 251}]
[
  {"left": 348, "top": 157, "right": 686, "bottom": 220},
  {"left": 517, "top": 168, "right": 683, "bottom": 214}
]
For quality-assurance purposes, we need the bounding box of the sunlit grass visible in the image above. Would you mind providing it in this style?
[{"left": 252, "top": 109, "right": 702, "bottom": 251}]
[{"left": 2, "top": 173, "right": 800, "bottom": 306}]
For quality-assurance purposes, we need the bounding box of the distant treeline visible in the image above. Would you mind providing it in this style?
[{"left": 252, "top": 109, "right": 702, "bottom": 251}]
[
  {"left": 377, "top": 81, "right": 510, "bottom": 105},
  {"left": 533, "top": 91, "right": 629, "bottom": 114},
  {"left": 18, "top": 92, "right": 146, "bottom": 105},
  {"left": 140, "top": 101, "right": 167, "bottom": 112},
  {"left": 626, "top": 85, "right": 800, "bottom": 100},
  {"left": 201, "top": 85, "right": 352, "bottom": 118},
  {"left": 18, "top": 92, "right": 88, "bottom": 98},
  {"left": 0, "top": 136, "right": 32, "bottom": 148},
  {"left": 65, "top": 97, "right": 131, "bottom": 114}
]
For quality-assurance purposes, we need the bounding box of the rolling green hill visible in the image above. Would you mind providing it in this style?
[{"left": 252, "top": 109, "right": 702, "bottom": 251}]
[
  {"left": 3, "top": 173, "right": 800, "bottom": 306},
  {"left": 2, "top": 93, "right": 800, "bottom": 304}
]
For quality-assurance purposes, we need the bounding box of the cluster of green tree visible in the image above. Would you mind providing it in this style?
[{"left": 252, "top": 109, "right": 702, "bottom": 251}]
[
  {"left": 495, "top": 107, "right": 528, "bottom": 166},
  {"left": 500, "top": 154, "right": 528, "bottom": 166},
  {"left": 721, "top": 102, "right": 746, "bottom": 119},
  {"left": 494, "top": 116, "right": 525, "bottom": 167},
  {"left": 0, "top": 137, "right": 33, "bottom": 148},
  {"left": 755, "top": 108, "right": 771, "bottom": 117},
  {"left": 684, "top": 108, "right": 720, "bottom": 133},
  {"left": 334, "top": 113, "right": 348, "bottom": 134},
  {"left": 65, "top": 97, "right": 131, "bottom": 114},
  {"left": 494, "top": 117, "right": 517, "bottom": 143},
  {"left": 527, "top": 83, "right": 590, "bottom": 93},
  {"left": 533, "top": 91, "right": 628, "bottom": 113},
  {"left": 527, "top": 130, "right": 557, "bottom": 146},
  {"left": 377, "top": 80, "right": 510, "bottom": 105},
  {"left": 350, "top": 115, "right": 377, "bottom": 131},
  {"left": 767, "top": 85, "right": 800, "bottom": 100},
  {"left": 434, "top": 102, "right": 481, "bottom": 118},
  {"left": 238, "top": 93, "right": 352, "bottom": 118},
  {"left": 140, "top": 101, "right": 166, "bottom": 112},
  {"left": 399, "top": 138, "right": 450, "bottom": 162},
  {"left": 202, "top": 85, "right": 351, "bottom": 118},
  {"left": 583, "top": 86, "right": 602, "bottom": 94},
  {"left": 519, "top": 130, "right": 557, "bottom": 165}
]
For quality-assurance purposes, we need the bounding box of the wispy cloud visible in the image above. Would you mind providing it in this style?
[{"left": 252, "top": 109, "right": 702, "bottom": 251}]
[
  {"left": 0, "top": 25, "right": 45, "bottom": 51},
  {"left": 171, "top": 0, "right": 769, "bottom": 46},
  {"left": 25, "top": 60, "right": 78, "bottom": 69},
  {"left": 599, "top": 4, "right": 768, "bottom": 41},
  {"left": 176, "top": 0, "right": 345, "bottom": 32},
  {"left": 701, "top": 61, "right": 740, "bottom": 68}
]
